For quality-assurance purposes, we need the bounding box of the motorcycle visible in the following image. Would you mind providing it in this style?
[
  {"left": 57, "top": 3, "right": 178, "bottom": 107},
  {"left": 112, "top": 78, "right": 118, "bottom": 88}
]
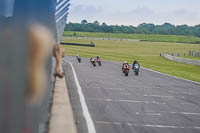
[
  {"left": 133, "top": 63, "right": 139, "bottom": 75},
  {"left": 76, "top": 56, "right": 81, "bottom": 63},
  {"left": 96, "top": 58, "right": 101, "bottom": 66},
  {"left": 122, "top": 64, "right": 130, "bottom": 76},
  {"left": 90, "top": 58, "right": 96, "bottom": 67}
]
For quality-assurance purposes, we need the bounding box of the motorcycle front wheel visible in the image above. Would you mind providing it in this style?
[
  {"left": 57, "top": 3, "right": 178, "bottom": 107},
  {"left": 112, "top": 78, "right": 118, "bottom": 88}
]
[{"left": 125, "top": 72, "right": 128, "bottom": 76}]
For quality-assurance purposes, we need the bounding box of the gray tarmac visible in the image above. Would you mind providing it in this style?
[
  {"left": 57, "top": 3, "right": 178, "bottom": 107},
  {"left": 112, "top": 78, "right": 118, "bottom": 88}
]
[{"left": 63, "top": 56, "right": 200, "bottom": 133}]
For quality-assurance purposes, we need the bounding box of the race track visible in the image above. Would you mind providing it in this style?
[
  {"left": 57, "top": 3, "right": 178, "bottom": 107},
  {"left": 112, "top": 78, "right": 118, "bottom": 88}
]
[{"left": 63, "top": 56, "right": 200, "bottom": 133}]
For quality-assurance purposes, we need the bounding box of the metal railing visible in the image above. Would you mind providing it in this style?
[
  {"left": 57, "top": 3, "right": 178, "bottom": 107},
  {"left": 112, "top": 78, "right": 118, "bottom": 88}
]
[
  {"left": 160, "top": 54, "right": 200, "bottom": 66},
  {"left": 189, "top": 50, "right": 200, "bottom": 58}
]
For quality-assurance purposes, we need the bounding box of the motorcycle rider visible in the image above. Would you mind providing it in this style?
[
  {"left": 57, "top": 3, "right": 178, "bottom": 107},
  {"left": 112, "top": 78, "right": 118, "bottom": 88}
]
[
  {"left": 96, "top": 56, "right": 101, "bottom": 66},
  {"left": 122, "top": 61, "right": 129, "bottom": 66},
  {"left": 132, "top": 60, "right": 140, "bottom": 69},
  {"left": 122, "top": 61, "right": 130, "bottom": 70},
  {"left": 77, "top": 54, "right": 80, "bottom": 58},
  {"left": 90, "top": 57, "right": 96, "bottom": 66},
  {"left": 76, "top": 54, "right": 81, "bottom": 62},
  {"left": 90, "top": 57, "right": 96, "bottom": 63},
  {"left": 90, "top": 57, "right": 95, "bottom": 62},
  {"left": 96, "top": 56, "right": 101, "bottom": 62},
  {"left": 96, "top": 56, "right": 100, "bottom": 60},
  {"left": 122, "top": 61, "right": 130, "bottom": 76}
]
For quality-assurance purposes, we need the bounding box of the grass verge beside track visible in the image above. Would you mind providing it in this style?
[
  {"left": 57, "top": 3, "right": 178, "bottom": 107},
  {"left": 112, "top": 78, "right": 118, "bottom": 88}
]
[
  {"left": 63, "top": 31, "right": 200, "bottom": 44},
  {"left": 62, "top": 38, "right": 200, "bottom": 82}
]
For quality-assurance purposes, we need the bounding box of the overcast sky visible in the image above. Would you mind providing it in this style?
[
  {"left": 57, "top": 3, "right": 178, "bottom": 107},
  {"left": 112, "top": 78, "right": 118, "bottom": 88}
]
[{"left": 68, "top": 0, "right": 200, "bottom": 26}]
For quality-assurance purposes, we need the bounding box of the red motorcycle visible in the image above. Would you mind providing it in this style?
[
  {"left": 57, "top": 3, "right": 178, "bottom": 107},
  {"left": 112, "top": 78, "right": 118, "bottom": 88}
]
[
  {"left": 96, "top": 57, "right": 101, "bottom": 66},
  {"left": 122, "top": 63, "right": 130, "bottom": 76}
]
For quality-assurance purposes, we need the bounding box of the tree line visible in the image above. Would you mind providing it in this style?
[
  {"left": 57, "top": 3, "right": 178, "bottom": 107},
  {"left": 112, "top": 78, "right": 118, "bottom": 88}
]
[{"left": 64, "top": 20, "right": 200, "bottom": 37}]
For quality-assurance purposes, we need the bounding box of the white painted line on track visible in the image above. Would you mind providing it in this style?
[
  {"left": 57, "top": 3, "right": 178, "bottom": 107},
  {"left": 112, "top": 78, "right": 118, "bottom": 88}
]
[
  {"left": 64, "top": 60, "right": 96, "bottom": 133},
  {"left": 168, "top": 91, "right": 199, "bottom": 95},
  {"left": 145, "top": 110, "right": 200, "bottom": 116},
  {"left": 181, "top": 102, "right": 195, "bottom": 105},
  {"left": 86, "top": 98, "right": 166, "bottom": 105},
  {"left": 136, "top": 112, "right": 161, "bottom": 116},
  {"left": 90, "top": 87, "right": 125, "bottom": 91},
  {"left": 127, "top": 86, "right": 162, "bottom": 89},
  {"left": 142, "top": 67, "right": 200, "bottom": 85},
  {"left": 95, "top": 121, "right": 200, "bottom": 129},
  {"left": 109, "top": 93, "right": 185, "bottom": 99},
  {"left": 102, "top": 88, "right": 124, "bottom": 90}
]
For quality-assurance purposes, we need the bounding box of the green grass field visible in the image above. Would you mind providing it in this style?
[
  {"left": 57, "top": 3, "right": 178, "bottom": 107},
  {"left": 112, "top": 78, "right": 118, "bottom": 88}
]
[
  {"left": 63, "top": 31, "right": 200, "bottom": 44},
  {"left": 62, "top": 38, "right": 200, "bottom": 82}
]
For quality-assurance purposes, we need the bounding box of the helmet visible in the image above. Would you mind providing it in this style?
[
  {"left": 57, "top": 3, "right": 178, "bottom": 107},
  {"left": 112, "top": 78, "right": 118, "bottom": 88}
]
[
  {"left": 96, "top": 56, "right": 99, "bottom": 58},
  {"left": 77, "top": 54, "right": 80, "bottom": 56},
  {"left": 124, "top": 61, "right": 127, "bottom": 63}
]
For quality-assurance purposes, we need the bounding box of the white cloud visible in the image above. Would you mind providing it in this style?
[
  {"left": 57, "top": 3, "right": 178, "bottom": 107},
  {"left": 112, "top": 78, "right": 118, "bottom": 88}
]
[
  {"left": 68, "top": 0, "right": 200, "bottom": 26},
  {"left": 68, "top": 4, "right": 104, "bottom": 23}
]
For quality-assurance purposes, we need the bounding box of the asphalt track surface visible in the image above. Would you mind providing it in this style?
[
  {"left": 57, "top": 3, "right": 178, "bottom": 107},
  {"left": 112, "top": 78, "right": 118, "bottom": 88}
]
[{"left": 63, "top": 56, "right": 200, "bottom": 133}]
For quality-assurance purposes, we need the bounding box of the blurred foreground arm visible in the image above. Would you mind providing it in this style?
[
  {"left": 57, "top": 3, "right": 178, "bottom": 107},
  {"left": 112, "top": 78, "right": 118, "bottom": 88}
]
[{"left": 53, "top": 43, "right": 65, "bottom": 79}]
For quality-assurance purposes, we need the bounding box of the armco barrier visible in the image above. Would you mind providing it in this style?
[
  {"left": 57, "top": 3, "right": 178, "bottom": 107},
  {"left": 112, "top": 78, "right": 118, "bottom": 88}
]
[
  {"left": 161, "top": 54, "right": 200, "bottom": 66},
  {"left": 61, "top": 42, "right": 95, "bottom": 47}
]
